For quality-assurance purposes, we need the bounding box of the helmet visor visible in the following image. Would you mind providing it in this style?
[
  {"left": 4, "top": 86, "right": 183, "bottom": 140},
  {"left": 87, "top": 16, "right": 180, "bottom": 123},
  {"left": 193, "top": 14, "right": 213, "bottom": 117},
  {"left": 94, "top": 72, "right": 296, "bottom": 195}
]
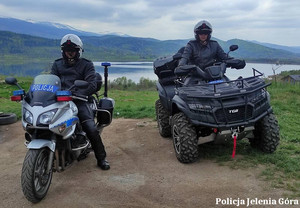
[
  {"left": 61, "top": 41, "right": 79, "bottom": 52},
  {"left": 64, "top": 47, "right": 77, "bottom": 52},
  {"left": 197, "top": 29, "right": 211, "bottom": 35}
]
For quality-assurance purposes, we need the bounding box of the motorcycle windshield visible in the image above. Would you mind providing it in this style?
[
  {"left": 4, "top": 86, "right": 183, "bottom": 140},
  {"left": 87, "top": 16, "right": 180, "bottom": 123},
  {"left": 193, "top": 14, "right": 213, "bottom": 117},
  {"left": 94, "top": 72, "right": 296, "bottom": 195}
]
[{"left": 25, "top": 74, "right": 61, "bottom": 107}]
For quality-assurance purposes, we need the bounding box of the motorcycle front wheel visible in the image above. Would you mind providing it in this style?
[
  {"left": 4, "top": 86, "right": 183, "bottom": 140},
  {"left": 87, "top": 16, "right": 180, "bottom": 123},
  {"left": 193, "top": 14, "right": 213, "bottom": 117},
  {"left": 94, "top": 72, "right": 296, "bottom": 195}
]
[{"left": 21, "top": 148, "right": 53, "bottom": 203}]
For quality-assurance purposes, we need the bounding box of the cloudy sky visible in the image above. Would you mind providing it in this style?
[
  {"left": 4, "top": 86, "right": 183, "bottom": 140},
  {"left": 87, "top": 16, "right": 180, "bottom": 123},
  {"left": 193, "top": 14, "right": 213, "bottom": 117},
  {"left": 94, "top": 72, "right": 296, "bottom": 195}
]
[{"left": 0, "top": 0, "right": 299, "bottom": 46}]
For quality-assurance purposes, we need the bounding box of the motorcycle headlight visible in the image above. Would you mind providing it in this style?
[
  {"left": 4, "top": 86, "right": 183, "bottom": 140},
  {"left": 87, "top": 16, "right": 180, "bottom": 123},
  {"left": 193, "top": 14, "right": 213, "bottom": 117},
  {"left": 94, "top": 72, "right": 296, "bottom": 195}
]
[
  {"left": 38, "top": 109, "right": 57, "bottom": 125},
  {"left": 23, "top": 108, "right": 33, "bottom": 124}
]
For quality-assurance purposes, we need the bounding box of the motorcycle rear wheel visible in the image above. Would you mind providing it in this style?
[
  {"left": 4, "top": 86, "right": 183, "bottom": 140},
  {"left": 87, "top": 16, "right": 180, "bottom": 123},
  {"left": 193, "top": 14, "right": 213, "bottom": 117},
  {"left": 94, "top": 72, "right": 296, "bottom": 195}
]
[{"left": 21, "top": 148, "right": 53, "bottom": 203}]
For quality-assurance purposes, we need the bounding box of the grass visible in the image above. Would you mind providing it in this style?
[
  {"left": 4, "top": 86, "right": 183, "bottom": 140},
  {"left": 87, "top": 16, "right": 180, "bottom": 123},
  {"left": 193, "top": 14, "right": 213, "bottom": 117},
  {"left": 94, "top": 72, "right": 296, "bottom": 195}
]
[
  {"left": 196, "top": 82, "right": 300, "bottom": 198},
  {"left": 0, "top": 75, "right": 158, "bottom": 119},
  {"left": 107, "top": 89, "right": 157, "bottom": 119},
  {"left": 0, "top": 75, "right": 32, "bottom": 117},
  {"left": 1, "top": 75, "right": 299, "bottom": 197}
]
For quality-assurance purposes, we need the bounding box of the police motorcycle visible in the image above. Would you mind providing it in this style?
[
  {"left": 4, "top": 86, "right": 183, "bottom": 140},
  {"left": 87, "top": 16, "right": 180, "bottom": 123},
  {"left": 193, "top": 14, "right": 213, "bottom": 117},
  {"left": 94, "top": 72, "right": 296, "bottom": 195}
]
[{"left": 5, "top": 62, "right": 114, "bottom": 203}]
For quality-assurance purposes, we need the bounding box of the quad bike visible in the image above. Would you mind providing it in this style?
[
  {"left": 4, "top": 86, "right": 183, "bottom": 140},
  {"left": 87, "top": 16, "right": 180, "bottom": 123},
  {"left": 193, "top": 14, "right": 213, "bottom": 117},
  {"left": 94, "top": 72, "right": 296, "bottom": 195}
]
[
  {"left": 154, "top": 45, "right": 280, "bottom": 163},
  {"left": 5, "top": 62, "right": 114, "bottom": 203}
]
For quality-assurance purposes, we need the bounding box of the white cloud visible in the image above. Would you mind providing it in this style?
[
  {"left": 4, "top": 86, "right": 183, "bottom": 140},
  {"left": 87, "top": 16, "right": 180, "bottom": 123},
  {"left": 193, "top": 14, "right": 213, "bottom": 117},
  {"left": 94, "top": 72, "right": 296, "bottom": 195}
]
[{"left": 0, "top": 0, "right": 299, "bottom": 46}]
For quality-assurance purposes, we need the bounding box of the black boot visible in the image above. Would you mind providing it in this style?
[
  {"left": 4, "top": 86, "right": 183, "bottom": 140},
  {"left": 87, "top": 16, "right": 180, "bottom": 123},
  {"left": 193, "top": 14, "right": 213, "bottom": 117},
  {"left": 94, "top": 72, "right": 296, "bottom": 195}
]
[
  {"left": 90, "top": 134, "right": 110, "bottom": 170},
  {"left": 82, "top": 120, "right": 109, "bottom": 170},
  {"left": 97, "top": 159, "right": 110, "bottom": 170}
]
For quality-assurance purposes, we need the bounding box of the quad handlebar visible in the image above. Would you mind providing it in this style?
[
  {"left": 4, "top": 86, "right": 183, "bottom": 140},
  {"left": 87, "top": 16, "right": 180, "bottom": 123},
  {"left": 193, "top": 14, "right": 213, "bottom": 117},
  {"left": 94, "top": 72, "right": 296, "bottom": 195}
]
[
  {"left": 175, "top": 58, "right": 245, "bottom": 80},
  {"left": 174, "top": 44, "right": 245, "bottom": 80}
]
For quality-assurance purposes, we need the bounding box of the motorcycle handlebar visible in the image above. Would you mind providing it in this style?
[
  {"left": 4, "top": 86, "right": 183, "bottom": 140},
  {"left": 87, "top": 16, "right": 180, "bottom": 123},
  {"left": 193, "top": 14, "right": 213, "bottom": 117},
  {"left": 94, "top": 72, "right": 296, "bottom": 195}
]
[{"left": 71, "top": 94, "right": 88, "bottom": 102}]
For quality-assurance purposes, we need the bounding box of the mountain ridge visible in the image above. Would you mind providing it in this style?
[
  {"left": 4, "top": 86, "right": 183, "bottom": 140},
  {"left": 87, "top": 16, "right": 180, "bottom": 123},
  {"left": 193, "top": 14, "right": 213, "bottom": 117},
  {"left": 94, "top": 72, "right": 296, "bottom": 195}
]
[
  {"left": 250, "top": 40, "right": 300, "bottom": 54},
  {"left": 1, "top": 30, "right": 300, "bottom": 65},
  {"left": 1, "top": 17, "right": 299, "bottom": 53},
  {"left": 0, "top": 17, "right": 112, "bottom": 39},
  {"left": 0, "top": 17, "right": 300, "bottom": 65}
]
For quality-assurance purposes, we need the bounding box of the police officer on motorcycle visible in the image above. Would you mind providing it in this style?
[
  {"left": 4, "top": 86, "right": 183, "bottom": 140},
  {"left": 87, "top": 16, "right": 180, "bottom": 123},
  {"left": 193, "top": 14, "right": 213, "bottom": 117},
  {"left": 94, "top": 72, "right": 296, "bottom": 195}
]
[
  {"left": 179, "top": 20, "right": 228, "bottom": 69},
  {"left": 51, "top": 34, "right": 110, "bottom": 170}
]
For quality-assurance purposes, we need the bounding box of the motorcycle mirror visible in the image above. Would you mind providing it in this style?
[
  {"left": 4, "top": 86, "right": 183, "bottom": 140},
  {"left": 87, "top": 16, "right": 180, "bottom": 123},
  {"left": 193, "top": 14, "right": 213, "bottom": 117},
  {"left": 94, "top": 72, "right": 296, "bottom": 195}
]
[
  {"left": 74, "top": 80, "right": 89, "bottom": 88},
  {"left": 5, "top": 77, "right": 23, "bottom": 90},
  {"left": 229, "top": 45, "right": 238, "bottom": 52},
  {"left": 5, "top": 77, "right": 18, "bottom": 85}
]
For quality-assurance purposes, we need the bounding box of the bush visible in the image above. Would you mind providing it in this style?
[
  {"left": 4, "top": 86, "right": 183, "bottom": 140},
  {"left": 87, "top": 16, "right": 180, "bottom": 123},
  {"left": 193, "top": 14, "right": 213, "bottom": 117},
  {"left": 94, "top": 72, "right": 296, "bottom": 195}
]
[{"left": 108, "top": 76, "right": 156, "bottom": 90}]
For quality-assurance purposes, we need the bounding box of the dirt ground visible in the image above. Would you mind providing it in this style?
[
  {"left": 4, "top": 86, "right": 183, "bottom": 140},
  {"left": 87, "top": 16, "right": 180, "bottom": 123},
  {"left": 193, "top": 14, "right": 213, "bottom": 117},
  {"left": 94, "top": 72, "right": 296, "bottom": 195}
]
[{"left": 0, "top": 119, "right": 292, "bottom": 208}]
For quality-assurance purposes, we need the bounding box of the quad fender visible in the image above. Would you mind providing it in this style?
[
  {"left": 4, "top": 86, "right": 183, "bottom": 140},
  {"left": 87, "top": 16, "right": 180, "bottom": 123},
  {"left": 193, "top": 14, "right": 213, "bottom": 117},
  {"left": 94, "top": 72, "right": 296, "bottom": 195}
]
[
  {"left": 156, "top": 82, "right": 166, "bottom": 99},
  {"left": 27, "top": 139, "right": 56, "bottom": 152},
  {"left": 172, "top": 95, "right": 190, "bottom": 115},
  {"left": 156, "top": 82, "right": 173, "bottom": 111}
]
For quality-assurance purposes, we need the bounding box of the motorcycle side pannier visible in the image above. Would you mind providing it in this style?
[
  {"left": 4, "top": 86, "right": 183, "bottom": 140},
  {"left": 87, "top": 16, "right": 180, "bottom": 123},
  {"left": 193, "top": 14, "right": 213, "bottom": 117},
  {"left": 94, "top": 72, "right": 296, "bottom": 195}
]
[{"left": 97, "top": 97, "right": 115, "bottom": 125}]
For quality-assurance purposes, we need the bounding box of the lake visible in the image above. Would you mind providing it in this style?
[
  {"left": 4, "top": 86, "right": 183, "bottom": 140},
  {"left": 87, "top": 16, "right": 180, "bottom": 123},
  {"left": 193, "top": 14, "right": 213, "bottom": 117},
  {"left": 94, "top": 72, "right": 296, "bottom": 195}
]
[
  {"left": 1, "top": 61, "right": 299, "bottom": 83},
  {"left": 94, "top": 62, "right": 300, "bottom": 83}
]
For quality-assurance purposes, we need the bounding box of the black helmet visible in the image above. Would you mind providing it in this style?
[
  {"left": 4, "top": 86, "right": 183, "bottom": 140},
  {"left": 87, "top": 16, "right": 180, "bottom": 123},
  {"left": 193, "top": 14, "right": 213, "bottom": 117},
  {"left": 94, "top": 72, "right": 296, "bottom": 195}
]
[{"left": 194, "top": 20, "right": 213, "bottom": 41}]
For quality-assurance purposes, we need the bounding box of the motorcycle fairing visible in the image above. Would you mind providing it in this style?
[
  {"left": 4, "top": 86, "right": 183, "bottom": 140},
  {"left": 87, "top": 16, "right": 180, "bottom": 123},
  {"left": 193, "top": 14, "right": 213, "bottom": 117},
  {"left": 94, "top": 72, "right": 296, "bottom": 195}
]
[
  {"left": 25, "top": 74, "right": 61, "bottom": 107},
  {"left": 27, "top": 139, "right": 56, "bottom": 152},
  {"left": 50, "top": 116, "right": 79, "bottom": 139}
]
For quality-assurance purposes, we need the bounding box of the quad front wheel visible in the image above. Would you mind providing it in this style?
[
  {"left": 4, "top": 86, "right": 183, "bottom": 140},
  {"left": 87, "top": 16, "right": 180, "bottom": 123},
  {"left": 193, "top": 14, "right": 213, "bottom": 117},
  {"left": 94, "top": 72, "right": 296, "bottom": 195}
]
[
  {"left": 172, "top": 112, "right": 199, "bottom": 163},
  {"left": 251, "top": 113, "right": 280, "bottom": 153},
  {"left": 21, "top": 148, "right": 53, "bottom": 203}
]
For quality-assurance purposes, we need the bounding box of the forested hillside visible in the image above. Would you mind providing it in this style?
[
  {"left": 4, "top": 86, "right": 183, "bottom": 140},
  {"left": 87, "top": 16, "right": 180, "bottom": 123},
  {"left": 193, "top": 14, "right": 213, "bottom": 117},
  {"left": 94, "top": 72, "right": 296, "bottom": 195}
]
[{"left": 1, "top": 30, "right": 300, "bottom": 65}]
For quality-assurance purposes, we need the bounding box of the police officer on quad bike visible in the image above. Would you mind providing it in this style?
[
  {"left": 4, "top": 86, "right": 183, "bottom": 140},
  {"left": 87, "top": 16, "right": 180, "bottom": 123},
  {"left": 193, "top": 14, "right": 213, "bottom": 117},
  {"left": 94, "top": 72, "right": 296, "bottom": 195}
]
[
  {"left": 51, "top": 34, "right": 110, "bottom": 170},
  {"left": 154, "top": 19, "right": 279, "bottom": 164},
  {"left": 178, "top": 20, "right": 229, "bottom": 69}
]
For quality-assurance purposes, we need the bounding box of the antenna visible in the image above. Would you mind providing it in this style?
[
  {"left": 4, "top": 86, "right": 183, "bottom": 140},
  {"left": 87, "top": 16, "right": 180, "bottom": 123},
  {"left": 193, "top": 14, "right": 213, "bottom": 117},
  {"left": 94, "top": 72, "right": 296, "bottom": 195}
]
[{"left": 101, "top": 62, "right": 111, "bottom": 97}]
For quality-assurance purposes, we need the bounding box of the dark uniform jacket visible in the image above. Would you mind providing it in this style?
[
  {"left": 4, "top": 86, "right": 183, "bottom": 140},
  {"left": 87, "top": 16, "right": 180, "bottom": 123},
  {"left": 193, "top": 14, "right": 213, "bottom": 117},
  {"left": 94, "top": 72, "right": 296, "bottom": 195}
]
[
  {"left": 179, "top": 40, "right": 227, "bottom": 69},
  {"left": 51, "top": 58, "right": 97, "bottom": 96}
]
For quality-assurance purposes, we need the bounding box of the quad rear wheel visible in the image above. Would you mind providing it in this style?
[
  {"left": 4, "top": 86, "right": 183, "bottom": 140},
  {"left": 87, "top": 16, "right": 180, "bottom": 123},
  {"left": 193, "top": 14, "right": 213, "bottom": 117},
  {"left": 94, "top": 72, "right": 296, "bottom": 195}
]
[
  {"left": 251, "top": 113, "right": 280, "bottom": 153},
  {"left": 155, "top": 99, "right": 171, "bottom": 137},
  {"left": 172, "top": 112, "right": 199, "bottom": 163},
  {"left": 21, "top": 148, "right": 53, "bottom": 203}
]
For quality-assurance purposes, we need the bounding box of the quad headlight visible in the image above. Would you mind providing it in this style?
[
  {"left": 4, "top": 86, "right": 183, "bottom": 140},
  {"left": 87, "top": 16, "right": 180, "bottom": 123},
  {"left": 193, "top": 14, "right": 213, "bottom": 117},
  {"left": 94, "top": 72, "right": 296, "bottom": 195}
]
[
  {"left": 38, "top": 109, "right": 57, "bottom": 125},
  {"left": 188, "top": 103, "right": 211, "bottom": 111}
]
